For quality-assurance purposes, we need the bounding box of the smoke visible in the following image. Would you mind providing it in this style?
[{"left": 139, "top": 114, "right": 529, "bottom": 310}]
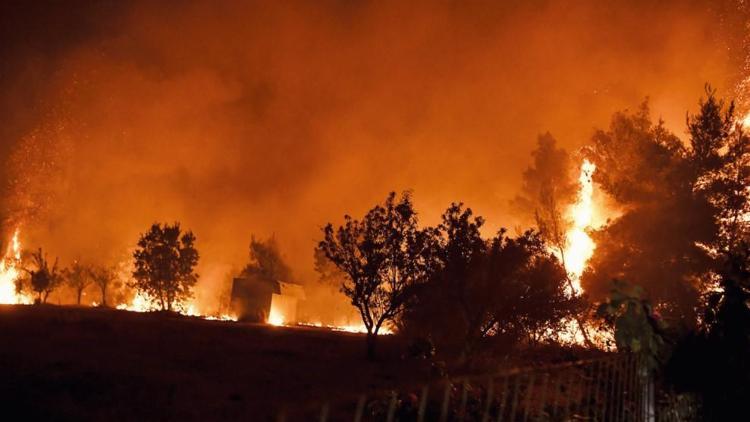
[{"left": 0, "top": 0, "right": 746, "bottom": 310}]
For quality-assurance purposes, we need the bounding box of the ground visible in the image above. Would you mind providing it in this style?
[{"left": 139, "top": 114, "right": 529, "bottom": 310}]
[{"left": 0, "top": 305, "right": 431, "bottom": 421}]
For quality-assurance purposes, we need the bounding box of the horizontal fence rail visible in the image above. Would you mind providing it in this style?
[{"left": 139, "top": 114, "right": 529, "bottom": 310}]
[{"left": 277, "top": 354, "right": 699, "bottom": 421}]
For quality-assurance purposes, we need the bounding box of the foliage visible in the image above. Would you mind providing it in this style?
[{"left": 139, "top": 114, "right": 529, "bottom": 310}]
[
  {"left": 596, "top": 280, "right": 667, "bottom": 369},
  {"left": 241, "top": 235, "right": 292, "bottom": 282},
  {"left": 90, "top": 264, "right": 118, "bottom": 307},
  {"left": 666, "top": 242, "right": 750, "bottom": 420},
  {"left": 132, "top": 222, "right": 199, "bottom": 311},
  {"left": 23, "top": 248, "right": 62, "bottom": 304},
  {"left": 581, "top": 91, "right": 741, "bottom": 324},
  {"left": 63, "top": 261, "right": 92, "bottom": 305},
  {"left": 404, "top": 204, "right": 578, "bottom": 361},
  {"left": 317, "top": 192, "right": 439, "bottom": 358},
  {"left": 512, "top": 132, "right": 577, "bottom": 255}
]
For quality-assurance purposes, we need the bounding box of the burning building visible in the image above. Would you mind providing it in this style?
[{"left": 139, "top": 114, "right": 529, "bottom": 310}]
[{"left": 230, "top": 275, "right": 306, "bottom": 324}]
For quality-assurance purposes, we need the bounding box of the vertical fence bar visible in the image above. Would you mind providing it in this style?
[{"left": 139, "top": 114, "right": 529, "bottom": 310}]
[
  {"left": 353, "top": 394, "right": 366, "bottom": 422},
  {"left": 537, "top": 372, "right": 549, "bottom": 420},
  {"left": 385, "top": 391, "right": 397, "bottom": 422},
  {"left": 482, "top": 376, "right": 494, "bottom": 422},
  {"left": 628, "top": 354, "right": 638, "bottom": 422},
  {"left": 508, "top": 373, "right": 522, "bottom": 421},
  {"left": 608, "top": 357, "right": 618, "bottom": 422},
  {"left": 497, "top": 375, "right": 509, "bottom": 422},
  {"left": 550, "top": 368, "right": 561, "bottom": 420},
  {"left": 593, "top": 359, "right": 602, "bottom": 420},
  {"left": 417, "top": 385, "right": 429, "bottom": 422},
  {"left": 319, "top": 401, "right": 330, "bottom": 422},
  {"left": 580, "top": 361, "right": 591, "bottom": 420},
  {"left": 591, "top": 359, "right": 601, "bottom": 421},
  {"left": 571, "top": 362, "right": 582, "bottom": 419},
  {"left": 565, "top": 365, "right": 576, "bottom": 419},
  {"left": 439, "top": 380, "right": 452, "bottom": 422},
  {"left": 458, "top": 379, "right": 468, "bottom": 421},
  {"left": 522, "top": 372, "right": 535, "bottom": 422},
  {"left": 636, "top": 354, "right": 642, "bottom": 421},
  {"left": 616, "top": 356, "right": 625, "bottom": 422}
]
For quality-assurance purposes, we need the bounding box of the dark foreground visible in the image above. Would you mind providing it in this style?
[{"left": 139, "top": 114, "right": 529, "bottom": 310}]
[{"left": 0, "top": 305, "right": 429, "bottom": 421}]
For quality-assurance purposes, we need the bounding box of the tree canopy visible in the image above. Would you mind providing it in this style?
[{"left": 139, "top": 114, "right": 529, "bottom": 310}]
[{"left": 132, "top": 223, "right": 199, "bottom": 312}]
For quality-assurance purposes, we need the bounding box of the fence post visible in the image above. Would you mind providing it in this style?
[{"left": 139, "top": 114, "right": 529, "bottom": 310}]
[
  {"left": 522, "top": 372, "right": 535, "bottom": 422},
  {"left": 319, "top": 401, "right": 330, "bottom": 422},
  {"left": 417, "top": 385, "right": 429, "bottom": 422},
  {"left": 458, "top": 379, "right": 468, "bottom": 421},
  {"left": 386, "top": 391, "right": 397, "bottom": 422},
  {"left": 481, "top": 376, "right": 494, "bottom": 422},
  {"left": 353, "top": 394, "right": 366, "bottom": 422},
  {"left": 537, "top": 372, "right": 549, "bottom": 420},
  {"left": 508, "top": 373, "right": 522, "bottom": 420},
  {"left": 439, "top": 381, "right": 452, "bottom": 422},
  {"left": 497, "top": 375, "right": 509, "bottom": 422}
]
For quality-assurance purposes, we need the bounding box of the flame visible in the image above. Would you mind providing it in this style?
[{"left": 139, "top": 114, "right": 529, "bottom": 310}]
[
  {"left": 267, "top": 306, "right": 285, "bottom": 326},
  {"left": 0, "top": 229, "right": 32, "bottom": 305},
  {"left": 560, "top": 159, "right": 597, "bottom": 295},
  {"left": 742, "top": 112, "right": 750, "bottom": 129},
  {"left": 297, "top": 321, "right": 393, "bottom": 335},
  {"left": 115, "top": 292, "right": 238, "bottom": 321}
]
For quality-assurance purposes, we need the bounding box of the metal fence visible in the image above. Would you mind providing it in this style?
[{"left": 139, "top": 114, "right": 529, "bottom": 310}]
[{"left": 277, "top": 354, "right": 700, "bottom": 421}]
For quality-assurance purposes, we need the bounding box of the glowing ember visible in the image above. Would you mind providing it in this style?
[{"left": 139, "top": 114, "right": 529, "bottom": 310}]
[
  {"left": 561, "top": 159, "right": 597, "bottom": 295},
  {"left": 115, "top": 292, "right": 238, "bottom": 321},
  {"left": 0, "top": 229, "right": 32, "bottom": 305},
  {"left": 116, "top": 291, "right": 159, "bottom": 312},
  {"left": 296, "top": 321, "right": 393, "bottom": 335}
]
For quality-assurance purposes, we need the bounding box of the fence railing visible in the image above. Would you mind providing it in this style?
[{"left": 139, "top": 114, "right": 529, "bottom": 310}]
[{"left": 277, "top": 354, "right": 700, "bottom": 421}]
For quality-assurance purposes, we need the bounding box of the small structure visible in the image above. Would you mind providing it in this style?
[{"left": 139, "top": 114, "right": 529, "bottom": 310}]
[{"left": 230, "top": 274, "right": 306, "bottom": 323}]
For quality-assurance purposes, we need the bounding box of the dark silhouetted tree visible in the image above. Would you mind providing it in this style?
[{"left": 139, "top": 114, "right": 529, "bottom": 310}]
[
  {"left": 582, "top": 97, "right": 720, "bottom": 324},
  {"left": 241, "top": 235, "right": 292, "bottom": 281},
  {"left": 404, "top": 204, "right": 576, "bottom": 362},
  {"left": 317, "top": 192, "right": 438, "bottom": 359},
  {"left": 24, "top": 248, "right": 61, "bottom": 304},
  {"left": 91, "top": 264, "right": 117, "bottom": 307},
  {"left": 63, "top": 260, "right": 92, "bottom": 305},
  {"left": 132, "top": 223, "right": 199, "bottom": 311}
]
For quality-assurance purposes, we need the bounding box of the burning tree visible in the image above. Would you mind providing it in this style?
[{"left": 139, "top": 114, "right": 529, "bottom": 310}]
[
  {"left": 317, "top": 192, "right": 438, "bottom": 359},
  {"left": 63, "top": 261, "right": 92, "bottom": 305},
  {"left": 132, "top": 223, "right": 199, "bottom": 312}
]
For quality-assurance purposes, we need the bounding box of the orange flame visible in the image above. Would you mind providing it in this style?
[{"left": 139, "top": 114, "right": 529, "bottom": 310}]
[
  {"left": 0, "top": 229, "right": 32, "bottom": 305},
  {"left": 561, "top": 159, "right": 597, "bottom": 295}
]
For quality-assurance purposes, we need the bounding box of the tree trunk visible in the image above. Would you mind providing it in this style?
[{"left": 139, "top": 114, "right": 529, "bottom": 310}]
[
  {"left": 76, "top": 289, "right": 82, "bottom": 305},
  {"left": 100, "top": 286, "right": 107, "bottom": 306},
  {"left": 365, "top": 332, "right": 377, "bottom": 360}
]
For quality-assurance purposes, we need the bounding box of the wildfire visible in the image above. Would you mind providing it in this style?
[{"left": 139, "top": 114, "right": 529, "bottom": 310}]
[
  {"left": 297, "top": 321, "right": 393, "bottom": 335},
  {"left": 561, "top": 159, "right": 597, "bottom": 295},
  {"left": 0, "top": 229, "right": 32, "bottom": 305},
  {"left": 267, "top": 306, "right": 286, "bottom": 326},
  {"left": 742, "top": 112, "right": 750, "bottom": 129},
  {"left": 116, "top": 291, "right": 238, "bottom": 321}
]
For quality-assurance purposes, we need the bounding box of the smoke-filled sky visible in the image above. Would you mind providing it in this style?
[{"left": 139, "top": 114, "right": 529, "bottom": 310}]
[{"left": 0, "top": 0, "right": 748, "bottom": 306}]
